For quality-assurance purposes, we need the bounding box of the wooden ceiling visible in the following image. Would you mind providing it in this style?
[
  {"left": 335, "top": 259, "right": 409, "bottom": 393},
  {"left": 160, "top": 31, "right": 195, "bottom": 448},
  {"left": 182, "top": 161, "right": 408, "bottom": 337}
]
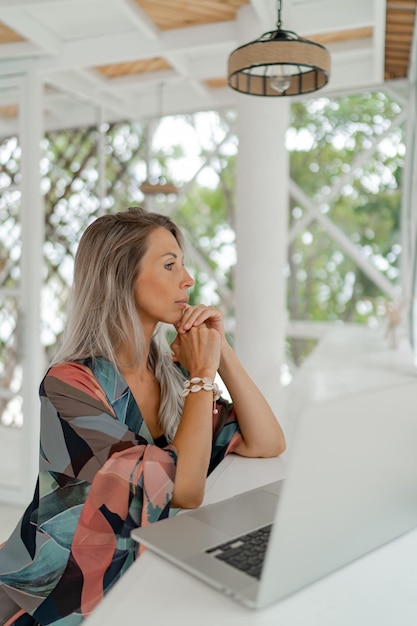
[
  {"left": 94, "top": 0, "right": 417, "bottom": 85},
  {"left": 0, "top": 0, "right": 414, "bottom": 132},
  {"left": 385, "top": 0, "right": 416, "bottom": 80},
  {"left": 96, "top": 0, "right": 249, "bottom": 82},
  {"left": 133, "top": 0, "right": 249, "bottom": 30}
]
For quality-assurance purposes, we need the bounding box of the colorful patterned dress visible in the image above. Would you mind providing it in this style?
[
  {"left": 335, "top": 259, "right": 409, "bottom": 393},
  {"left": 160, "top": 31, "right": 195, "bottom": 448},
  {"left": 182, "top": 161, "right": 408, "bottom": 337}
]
[{"left": 0, "top": 357, "right": 242, "bottom": 626}]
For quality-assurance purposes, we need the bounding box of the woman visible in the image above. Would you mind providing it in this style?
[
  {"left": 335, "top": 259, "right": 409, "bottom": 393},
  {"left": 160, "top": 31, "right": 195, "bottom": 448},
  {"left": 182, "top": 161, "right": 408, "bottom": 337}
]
[{"left": 0, "top": 207, "right": 285, "bottom": 625}]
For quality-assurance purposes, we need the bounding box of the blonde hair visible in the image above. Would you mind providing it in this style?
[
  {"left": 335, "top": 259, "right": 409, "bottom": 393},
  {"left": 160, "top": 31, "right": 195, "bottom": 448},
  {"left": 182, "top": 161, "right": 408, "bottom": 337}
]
[{"left": 53, "top": 207, "right": 186, "bottom": 441}]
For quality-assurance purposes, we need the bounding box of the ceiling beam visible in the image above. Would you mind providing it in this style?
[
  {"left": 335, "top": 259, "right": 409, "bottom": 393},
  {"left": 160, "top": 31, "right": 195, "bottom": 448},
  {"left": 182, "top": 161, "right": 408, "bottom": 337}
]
[
  {"left": 117, "top": 0, "right": 160, "bottom": 40},
  {"left": 44, "top": 69, "right": 139, "bottom": 120},
  {"left": 284, "top": 0, "right": 376, "bottom": 35},
  {"left": 0, "top": 41, "right": 45, "bottom": 59},
  {"left": 0, "top": 7, "right": 63, "bottom": 55},
  {"left": 0, "top": 0, "right": 116, "bottom": 5},
  {"left": 37, "top": 21, "right": 237, "bottom": 73}
]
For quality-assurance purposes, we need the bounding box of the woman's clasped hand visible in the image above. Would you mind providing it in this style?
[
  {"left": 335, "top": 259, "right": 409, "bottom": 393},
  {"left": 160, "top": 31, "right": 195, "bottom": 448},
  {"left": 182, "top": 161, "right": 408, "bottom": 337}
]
[{"left": 171, "top": 306, "right": 223, "bottom": 377}]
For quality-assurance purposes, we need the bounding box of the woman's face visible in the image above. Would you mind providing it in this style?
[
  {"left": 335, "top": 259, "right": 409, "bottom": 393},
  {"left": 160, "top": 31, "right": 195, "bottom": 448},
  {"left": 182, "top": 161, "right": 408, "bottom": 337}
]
[{"left": 134, "top": 227, "right": 194, "bottom": 329}]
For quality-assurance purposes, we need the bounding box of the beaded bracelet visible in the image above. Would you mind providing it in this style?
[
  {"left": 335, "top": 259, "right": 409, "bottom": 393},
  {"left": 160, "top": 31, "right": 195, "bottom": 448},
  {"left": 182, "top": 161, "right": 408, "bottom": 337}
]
[{"left": 181, "top": 376, "right": 222, "bottom": 414}]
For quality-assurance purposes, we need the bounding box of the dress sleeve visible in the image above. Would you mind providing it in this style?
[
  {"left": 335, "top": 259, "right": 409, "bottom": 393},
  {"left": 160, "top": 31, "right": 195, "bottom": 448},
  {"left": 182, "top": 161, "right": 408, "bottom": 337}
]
[
  {"left": 0, "top": 362, "right": 178, "bottom": 623},
  {"left": 208, "top": 397, "right": 243, "bottom": 475}
]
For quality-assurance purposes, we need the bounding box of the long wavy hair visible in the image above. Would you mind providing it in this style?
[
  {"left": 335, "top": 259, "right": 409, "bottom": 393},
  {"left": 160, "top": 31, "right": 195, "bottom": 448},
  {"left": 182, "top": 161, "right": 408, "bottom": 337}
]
[{"left": 52, "top": 206, "right": 187, "bottom": 441}]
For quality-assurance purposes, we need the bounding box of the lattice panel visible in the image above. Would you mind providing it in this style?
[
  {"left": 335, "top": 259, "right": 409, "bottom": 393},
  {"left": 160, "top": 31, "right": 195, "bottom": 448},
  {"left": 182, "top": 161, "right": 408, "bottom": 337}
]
[
  {"left": 0, "top": 135, "right": 22, "bottom": 426},
  {"left": 41, "top": 122, "right": 147, "bottom": 358},
  {"left": 0, "top": 113, "right": 237, "bottom": 426}
]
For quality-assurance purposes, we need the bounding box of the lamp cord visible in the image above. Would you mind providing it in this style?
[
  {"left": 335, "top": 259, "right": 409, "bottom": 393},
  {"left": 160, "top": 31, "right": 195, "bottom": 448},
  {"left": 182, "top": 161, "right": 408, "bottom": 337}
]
[{"left": 276, "top": 0, "right": 283, "bottom": 29}]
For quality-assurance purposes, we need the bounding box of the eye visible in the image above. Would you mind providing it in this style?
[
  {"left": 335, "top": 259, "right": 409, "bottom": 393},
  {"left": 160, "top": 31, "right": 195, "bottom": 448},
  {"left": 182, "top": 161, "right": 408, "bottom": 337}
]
[{"left": 164, "top": 262, "right": 175, "bottom": 271}]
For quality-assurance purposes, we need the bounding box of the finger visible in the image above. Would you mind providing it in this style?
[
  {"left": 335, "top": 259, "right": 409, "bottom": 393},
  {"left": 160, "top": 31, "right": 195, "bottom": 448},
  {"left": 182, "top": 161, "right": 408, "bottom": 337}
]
[
  {"left": 174, "top": 305, "right": 193, "bottom": 332},
  {"left": 179, "top": 306, "right": 221, "bottom": 331}
]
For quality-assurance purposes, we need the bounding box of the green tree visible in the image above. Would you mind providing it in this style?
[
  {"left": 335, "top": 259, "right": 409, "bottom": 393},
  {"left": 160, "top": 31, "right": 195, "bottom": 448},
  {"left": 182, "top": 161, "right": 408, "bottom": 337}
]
[{"left": 287, "top": 91, "right": 405, "bottom": 363}]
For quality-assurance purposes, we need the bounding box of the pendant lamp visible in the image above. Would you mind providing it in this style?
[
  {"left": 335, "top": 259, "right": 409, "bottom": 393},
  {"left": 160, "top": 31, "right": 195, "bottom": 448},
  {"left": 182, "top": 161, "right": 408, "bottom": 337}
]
[
  {"left": 227, "top": 0, "right": 330, "bottom": 97},
  {"left": 140, "top": 84, "right": 179, "bottom": 197}
]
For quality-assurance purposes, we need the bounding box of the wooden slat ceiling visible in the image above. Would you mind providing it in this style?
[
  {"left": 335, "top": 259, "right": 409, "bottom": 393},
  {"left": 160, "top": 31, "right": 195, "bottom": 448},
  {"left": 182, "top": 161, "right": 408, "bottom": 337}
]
[
  {"left": 133, "top": 0, "right": 249, "bottom": 30},
  {"left": 96, "top": 0, "right": 248, "bottom": 80},
  {"left": 97, "top": 57, "right": 172, "bottom": 79},
  {"left": 0, "top": 0, "right": 415, "bottom": 123},
  {"left": 96, "top": 0, "right": 417, "bottom": 83},
  {"left": 0, "top": 1, "right": 415, "bottom": 81},
  {"left": 0, "top": 22, "right": 24, "bottom": 44},
  {"left": 385, "top": 0, "right": 417, "bottom": 80}
]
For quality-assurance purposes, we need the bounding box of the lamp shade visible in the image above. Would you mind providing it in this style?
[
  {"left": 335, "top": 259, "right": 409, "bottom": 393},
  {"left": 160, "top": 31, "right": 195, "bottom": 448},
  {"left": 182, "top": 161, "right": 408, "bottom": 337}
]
[
  {"left": 140, "top": 180, "right": 179, "bottom": 195},
  {"left": 228, "top": 29, "right": 331, "bottom": 97}
]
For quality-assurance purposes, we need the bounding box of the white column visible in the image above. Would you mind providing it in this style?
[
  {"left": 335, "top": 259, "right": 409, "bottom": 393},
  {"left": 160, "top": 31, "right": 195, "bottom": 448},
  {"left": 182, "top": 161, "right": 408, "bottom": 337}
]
[
  {"left": 400, "top": 28, "right": 417, "bottom": 356},
  {"left": 20, "top": 67, "right": 45, "bottom": 504},
  {"left": 97, "top": 105, "right": 106, "bottom": 216},
  {"left": 233, "top": 6, "right": 290, "bottom": 411}
]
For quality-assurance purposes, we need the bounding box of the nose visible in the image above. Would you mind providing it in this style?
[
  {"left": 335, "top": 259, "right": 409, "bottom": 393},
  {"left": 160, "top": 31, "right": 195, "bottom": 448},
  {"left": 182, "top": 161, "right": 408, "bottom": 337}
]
[{"left": 181, "top": 267, "right": 195, "bottom": 289}]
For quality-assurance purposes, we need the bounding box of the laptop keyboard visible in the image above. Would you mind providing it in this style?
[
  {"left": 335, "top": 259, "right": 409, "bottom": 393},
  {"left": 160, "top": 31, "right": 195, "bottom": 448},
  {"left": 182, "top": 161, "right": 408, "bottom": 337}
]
[{"left": 205, "top": 524, "right": 272, "bottom": 580}]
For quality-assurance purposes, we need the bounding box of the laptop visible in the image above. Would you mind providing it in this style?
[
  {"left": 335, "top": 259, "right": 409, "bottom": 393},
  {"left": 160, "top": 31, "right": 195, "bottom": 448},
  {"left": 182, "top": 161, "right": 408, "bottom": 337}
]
[{"left": 132, "top": 380, "right": 417, "bottom": 609}]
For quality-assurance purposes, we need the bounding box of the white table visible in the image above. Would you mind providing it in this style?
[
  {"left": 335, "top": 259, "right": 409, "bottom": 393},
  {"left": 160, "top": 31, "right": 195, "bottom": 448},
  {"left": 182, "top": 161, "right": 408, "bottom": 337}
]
[{"left": 85, "top": 326, "right": 417, "bottom": 626}]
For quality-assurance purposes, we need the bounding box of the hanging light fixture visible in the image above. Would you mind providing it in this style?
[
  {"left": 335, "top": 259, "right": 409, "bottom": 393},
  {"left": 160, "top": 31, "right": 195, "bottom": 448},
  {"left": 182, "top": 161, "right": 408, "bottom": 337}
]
[
  {"left": 140, "top": 83, "right": 179, "bottom": 197},
  {"left": 227, "top": 0, "right": 330, "bottom": 97}
]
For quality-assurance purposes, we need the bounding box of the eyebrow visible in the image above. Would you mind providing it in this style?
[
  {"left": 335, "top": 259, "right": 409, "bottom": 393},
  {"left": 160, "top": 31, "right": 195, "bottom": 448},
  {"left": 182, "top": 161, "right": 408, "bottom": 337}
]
[{"left": 161, "top": 252, "right": 184, "bottom": 261}]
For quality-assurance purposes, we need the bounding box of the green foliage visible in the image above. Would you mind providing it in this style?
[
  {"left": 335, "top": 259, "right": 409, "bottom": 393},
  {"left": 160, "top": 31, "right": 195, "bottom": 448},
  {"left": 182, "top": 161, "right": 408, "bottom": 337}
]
[
  {"left": 287, "top": 91, "right": 404, "bottom": 361},
  {"left": 0, "top": 96, "right": 406, "bottom": 374}
]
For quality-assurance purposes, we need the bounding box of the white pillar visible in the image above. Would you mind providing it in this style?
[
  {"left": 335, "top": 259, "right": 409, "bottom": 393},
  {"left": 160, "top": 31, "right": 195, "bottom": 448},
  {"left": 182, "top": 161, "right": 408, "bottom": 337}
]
[
  {"left": 20, "top": 67, "right": 45, "bottom": 504},
  {"left": 400, "top": 46, "right": 417, "bottom": 355},
  {"left": 97, "top": 105, "right": 106, "bottom": 216},
  {"left": 233, "top": 6, "right": 290, "bottom": 411}
]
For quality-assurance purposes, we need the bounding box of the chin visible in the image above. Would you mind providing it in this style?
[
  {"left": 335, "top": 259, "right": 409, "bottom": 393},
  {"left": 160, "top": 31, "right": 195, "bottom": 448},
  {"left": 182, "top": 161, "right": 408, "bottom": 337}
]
[{"left": 159, "top": 314, "right": 182, "bottom": 326}]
